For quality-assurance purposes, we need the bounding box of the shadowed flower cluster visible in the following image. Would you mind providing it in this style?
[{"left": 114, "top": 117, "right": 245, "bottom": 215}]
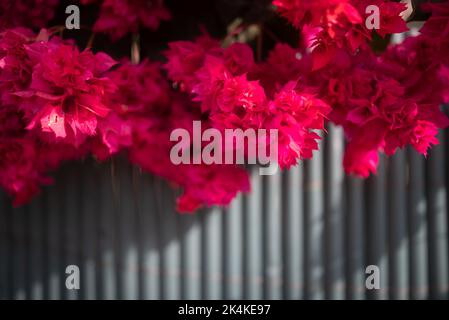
[{"left": 81, "top": 0, "right": 171, "bottom": 41}]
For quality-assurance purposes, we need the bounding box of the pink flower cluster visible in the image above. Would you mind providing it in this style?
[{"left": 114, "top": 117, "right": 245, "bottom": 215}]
[
  {"left": 0, "top": 28, "right": 250, "bottom": 212},
  {"left": 274, "top": 0, "right": 408, "bottom": 69},
  {"left": 1, "top": 0, "right": 449, "bottom": 212},
  {"left": 273, "top": 0, "right": 449, "bottom": 177},
  {"left": 104, "top": 59, "right": 251, "bottom": 212},
  {"left": 164, "top": 36, "right": 331, "bottom": 169},
  {"left": 0, "top": 28, "right": 114, "bottom": 204},
  {"left": 0, "top": 0, "right": 58, "bottom": 30}
]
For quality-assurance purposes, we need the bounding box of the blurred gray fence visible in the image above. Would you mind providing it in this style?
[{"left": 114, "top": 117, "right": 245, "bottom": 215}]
[{"left": 0, "top": 122, "right": 448, "bottom": 300}]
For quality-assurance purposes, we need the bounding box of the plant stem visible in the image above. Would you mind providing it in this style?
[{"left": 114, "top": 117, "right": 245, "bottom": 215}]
[{"left": 131, "top": 33, "right": 141, "bottom": 64}]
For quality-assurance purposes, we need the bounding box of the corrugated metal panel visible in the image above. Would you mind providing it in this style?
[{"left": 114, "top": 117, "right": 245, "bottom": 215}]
[{"left": 1, "top": 124, "right": 449, "bottom": 300}]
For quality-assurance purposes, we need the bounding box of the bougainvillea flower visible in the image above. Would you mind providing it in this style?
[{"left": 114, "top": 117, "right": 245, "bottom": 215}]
[
  {"left": 266, "top": 82, "right": 330, "bottom": 168},
  {"left": 0, "top": 1, "right": 448, "bottom": 212},
  {"left": 128, "top": 94, "right": 251, "bottom": 213},
  {"left": 165, "top": 37, "right": 331, "bottom": 170},
  {"left": 254, "top": 43, "right": 310, "bottom": 98},
  {"left": 0, "top": 28, "right": 37, "bottom": 106},
  {"left": 82, "top": 0, "right": 171, "bottom": 41},
  {"left": 164, "top": 35, "right": 222, "bottom": 92},
  {"left": 274, "top": 0, "right": 407, "bottom": 69},
  {"left": 19, "top": 43, "right": 117, "bottom": 146},
  {"left": 0, "top": 0, "right": 58, "bottom": 30},
  {"left": 88, "top": 58, "right": 172, "bottom": 160},
  {"left": 0, "top": 106, "right": 81, "bottom": 206},
  {"left": 0, "top": 136, "right": 49, "bottom": 205}
]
